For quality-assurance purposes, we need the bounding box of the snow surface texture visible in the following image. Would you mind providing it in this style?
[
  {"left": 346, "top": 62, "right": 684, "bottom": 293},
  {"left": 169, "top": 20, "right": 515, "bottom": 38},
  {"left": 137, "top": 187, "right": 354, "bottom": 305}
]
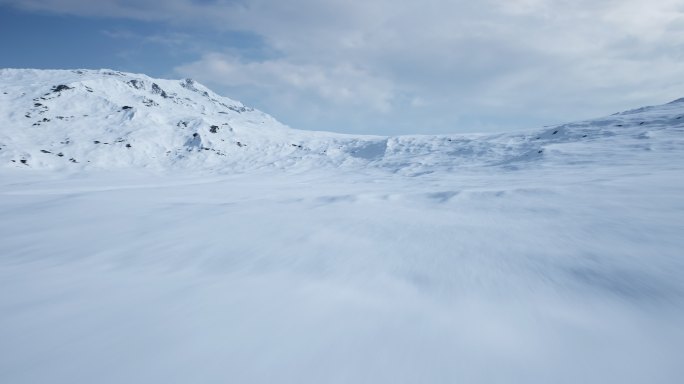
[{"left": 1, "top": 69, "right": 684, "bottom": 383}]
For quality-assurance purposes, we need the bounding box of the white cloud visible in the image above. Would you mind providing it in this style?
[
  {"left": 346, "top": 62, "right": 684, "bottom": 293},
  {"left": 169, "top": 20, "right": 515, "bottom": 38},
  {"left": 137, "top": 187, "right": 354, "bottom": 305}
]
[
  {"left": 3, "top": 0, "right": 684, "bottom": 133},
  {"left": 177, "top": 53, "right": 394, "bottom": 112}
]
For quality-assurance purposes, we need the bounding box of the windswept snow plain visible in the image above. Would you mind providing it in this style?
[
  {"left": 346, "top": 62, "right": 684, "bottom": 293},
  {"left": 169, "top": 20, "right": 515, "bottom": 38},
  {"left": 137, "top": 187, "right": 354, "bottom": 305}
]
[{"left": 1, "top": 69, "right": 684, "bottom": 383}]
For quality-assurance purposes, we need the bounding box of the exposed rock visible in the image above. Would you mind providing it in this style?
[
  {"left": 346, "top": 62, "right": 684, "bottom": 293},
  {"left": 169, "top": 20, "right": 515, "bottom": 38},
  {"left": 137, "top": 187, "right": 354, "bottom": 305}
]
[
  {"left": 142, "top": 98, "right": 158, "bottom": 107},
  {"left": 151, "top": 83, "right": 169, "bottom": 98},
  {"left": 51, "top": 84, "right": 73, "bottom": 93},
  {"left": 127, "top": 79, "right": 145, "bottom": 90}
]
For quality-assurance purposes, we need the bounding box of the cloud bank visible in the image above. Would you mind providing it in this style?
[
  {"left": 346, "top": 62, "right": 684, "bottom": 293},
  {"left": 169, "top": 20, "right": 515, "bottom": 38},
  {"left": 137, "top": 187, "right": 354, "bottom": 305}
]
[{"left": 3, "top": 0, "right": 684, "bottom": 133}]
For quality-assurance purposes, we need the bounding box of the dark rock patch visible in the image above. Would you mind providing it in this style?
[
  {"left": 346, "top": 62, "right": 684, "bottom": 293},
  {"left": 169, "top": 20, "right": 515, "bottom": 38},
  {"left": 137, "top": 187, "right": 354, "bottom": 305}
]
[
  {"left": 40, "top": 150, "right": 51, "bottom": 154},
  {"left": 51, "top": 84, "right": 73, "bottom": 93},
  {"left": 210, "top": 125, "right": 219, "bottom": 133},
  {"left": 128, "top": 80, "right": 145, "bottom": 90},
  {"left": 151, "top": 83, "right": 169, "bottom": 98},
  {"left": 142, "top": 98, "right": 158, "bottom": 107},
  {"left": 181, "top": 78, "right": 197, "bottom": 90},
  {"left": 228, "top": 105, "right": 250, "bottom": 113}
]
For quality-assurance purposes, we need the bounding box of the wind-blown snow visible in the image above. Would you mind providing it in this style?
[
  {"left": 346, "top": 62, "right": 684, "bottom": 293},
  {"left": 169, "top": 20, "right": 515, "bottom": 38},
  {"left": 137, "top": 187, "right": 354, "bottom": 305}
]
[{"left": 1, "top": 69, "right": 683, "bottom": 383}]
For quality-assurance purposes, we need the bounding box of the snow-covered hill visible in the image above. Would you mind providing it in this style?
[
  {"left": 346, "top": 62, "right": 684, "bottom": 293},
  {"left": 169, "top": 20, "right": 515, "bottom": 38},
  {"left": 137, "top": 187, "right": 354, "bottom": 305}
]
[
  {"left": 2, "top": 68, "right": 683, "bottom": 174},
  {"left": 0, "top": 68, "right": 335, "bottom": 171},
  {"left": 1, "top": 69, "right": 684, "bottom": 384}
]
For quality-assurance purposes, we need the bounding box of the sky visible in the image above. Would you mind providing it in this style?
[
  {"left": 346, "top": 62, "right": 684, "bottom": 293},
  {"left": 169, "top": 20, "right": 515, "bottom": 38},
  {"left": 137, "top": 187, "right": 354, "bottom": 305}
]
[{"left": 1, "top": 1, "right": 683, "bottom": 135}]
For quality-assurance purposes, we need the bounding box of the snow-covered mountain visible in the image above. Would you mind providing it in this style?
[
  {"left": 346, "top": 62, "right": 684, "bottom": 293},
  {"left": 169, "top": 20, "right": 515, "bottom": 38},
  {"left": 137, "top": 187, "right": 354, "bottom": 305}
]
[
  {"left": 2, "top": 68, "right": 683, "bottom": 174},
  {"left": 0, "top": 68, "right": 333, "bottom": 171}
]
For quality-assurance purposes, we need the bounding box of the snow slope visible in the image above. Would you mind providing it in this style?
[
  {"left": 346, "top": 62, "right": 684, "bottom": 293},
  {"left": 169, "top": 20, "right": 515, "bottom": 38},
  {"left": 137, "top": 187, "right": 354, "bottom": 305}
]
[{"left": 1, "top": 69, "right": 684, "bottom": 383}]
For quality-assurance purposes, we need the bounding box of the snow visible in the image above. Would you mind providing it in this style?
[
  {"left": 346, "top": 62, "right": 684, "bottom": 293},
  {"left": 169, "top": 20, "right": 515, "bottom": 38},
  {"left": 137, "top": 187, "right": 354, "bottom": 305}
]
[{"left": 1, "top": 69, "right": 684, "bottom": 383}]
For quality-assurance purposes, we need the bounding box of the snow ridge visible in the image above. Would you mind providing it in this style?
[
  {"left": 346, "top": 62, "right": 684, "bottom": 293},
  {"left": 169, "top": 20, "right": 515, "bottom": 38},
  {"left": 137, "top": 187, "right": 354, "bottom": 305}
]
[{"left": 1, "top": 68, "right": 683, "bottom": 174}]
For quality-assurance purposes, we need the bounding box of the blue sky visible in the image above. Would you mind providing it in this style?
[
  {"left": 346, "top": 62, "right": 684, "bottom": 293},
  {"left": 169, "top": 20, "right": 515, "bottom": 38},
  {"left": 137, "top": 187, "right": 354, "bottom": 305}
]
[{"left": 1, "top": 1, "right": 683, "bottom": 135}]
